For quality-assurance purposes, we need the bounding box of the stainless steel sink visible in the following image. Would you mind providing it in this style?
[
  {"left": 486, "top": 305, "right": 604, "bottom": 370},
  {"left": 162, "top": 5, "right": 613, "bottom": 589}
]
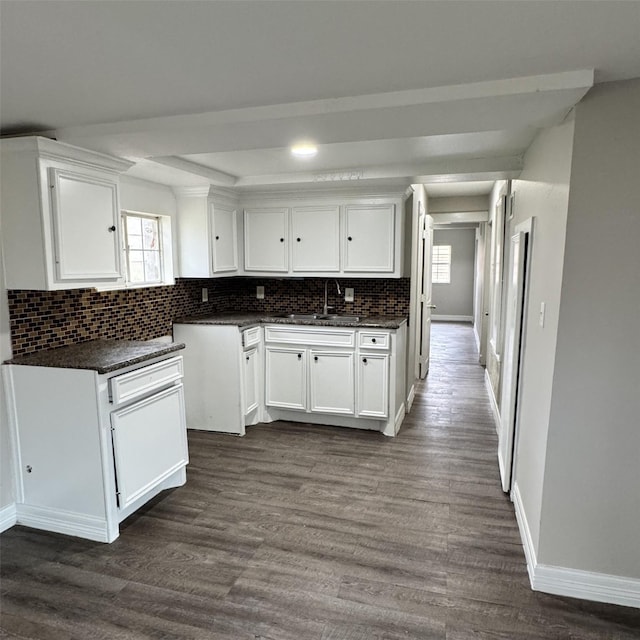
[
  {"left": 276, "top": 313, "right": 320, "bottom": 320},
  {"left": 317, "top": 314, "right": 361, "bottom": 322}
]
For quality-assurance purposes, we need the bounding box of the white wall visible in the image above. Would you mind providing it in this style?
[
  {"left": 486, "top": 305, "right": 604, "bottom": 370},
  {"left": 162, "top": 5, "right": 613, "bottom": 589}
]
[
  {"left": 432, "top": 228, "right": 476, "bottom": 318},
  {"left": 429, "top": 195, "right": 489, "bottom": 214},
  {"left": 0, "top": 212, "right": 16, "bottom": 517},
  {"left": 510, "top": 117, "right": 575, "bottom": 554},
  {"left": 539, "top": 79, "right": 640, "bottom": 578}
]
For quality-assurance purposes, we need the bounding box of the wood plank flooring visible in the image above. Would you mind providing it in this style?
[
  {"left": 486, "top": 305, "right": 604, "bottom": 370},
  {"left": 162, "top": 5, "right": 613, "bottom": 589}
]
[{"left": 2, "top": 321, "right": 639, "bottom": 639}]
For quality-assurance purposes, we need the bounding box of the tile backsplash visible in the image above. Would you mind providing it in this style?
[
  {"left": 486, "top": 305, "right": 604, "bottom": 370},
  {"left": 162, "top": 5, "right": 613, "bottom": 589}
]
[{"left": 7, "top": 277, "right": 410, "bottom": 356}]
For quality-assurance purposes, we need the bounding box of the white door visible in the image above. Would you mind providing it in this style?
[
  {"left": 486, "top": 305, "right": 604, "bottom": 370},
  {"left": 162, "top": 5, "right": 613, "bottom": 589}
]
[
  {"left": 498, "top": 222, "right": 531, "bottom": 492},
  {"left": 110, "top": 385, "right": 188, "bottom": 510},
  {"left": 344, "top": 204, "right": 395, "bottom": 272},
  {"left": 244, "top": 208, "right": 288, "bottom": 272},
  {"left": 211, "top": 206, "right": 238, "bottom": 273},
  {"left": 243, "top": 347, "right": 259, "bottom": 415},
  {"left": 357, "top": 353, "right": 389, "bottom": 418},
  {"left": 265, "top": 347, "right": 307, "bottom": 410},
  {"left": 291, "top": 206, "right": 340, "bottom": 272},
  {"left": 49, "top": 168, "right": 122, "bottom": 281},
  {"left": 309, "top": 350, "right": 355, "bottom": 415},
  {"left": 418, "top": 215, "right": 434, "bottom": 378}
]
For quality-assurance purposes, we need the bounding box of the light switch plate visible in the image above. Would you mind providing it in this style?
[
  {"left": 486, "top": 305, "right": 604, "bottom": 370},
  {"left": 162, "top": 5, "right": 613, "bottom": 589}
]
[
  {"left": 256, "top": 286, "right": 265, "bottom": 299},
  {"left": 201, "top": 287, "right": 208, "bottom": 303},
  {"left": 539, "top": 301, "right": 546, "bottom": 328},
  {"left": 344, "top": 287, "right": 354, "bottom": 302}
]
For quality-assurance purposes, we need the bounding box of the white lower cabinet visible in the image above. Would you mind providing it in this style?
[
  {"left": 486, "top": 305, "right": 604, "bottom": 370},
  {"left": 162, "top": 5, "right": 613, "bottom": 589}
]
[
  {"left": 173, "top": 323, "right": 263, "bottom": 434},
  {"left": 243, "top": 346, "right": 260, "bottom": 415},
  {"left": 4, "top": 354, "right": 188, "bottom": 542},
  {"left": 265, "top": 347, "right": 307, "bottom": 410},
  {"left": 309, "top": 350, "right": 355, "bottom": 415},
  {"left": 357, "top": 353, "right": 389, "bottom": 418}
]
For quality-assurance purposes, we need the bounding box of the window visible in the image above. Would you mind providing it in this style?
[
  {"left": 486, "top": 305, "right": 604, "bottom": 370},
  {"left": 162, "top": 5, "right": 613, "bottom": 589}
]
[
  {"left": 120, "top": 211, "right": 174, "bottom": 287},
  {"left": 432, "top": 245, "right": 451, "bottom": 284}
]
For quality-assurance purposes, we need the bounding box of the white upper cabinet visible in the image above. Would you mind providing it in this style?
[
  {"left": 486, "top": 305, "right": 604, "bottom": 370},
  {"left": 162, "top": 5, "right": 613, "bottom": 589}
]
[
  {"left": 50, "top": 168, "right": 122, "bottom": 281},
  {"left": 291, "top": 205, "right": 340, "bottom": 272},
  {"left": 344, "top": 204, "right": 395, "bottom": 273},
  {"left": 244, "top": 207, "right": 289, "bottom": 272},
  {"left": 176, "top": 187, "right": 239, "bottom": 278},
  {"left": 0, "top": 137, "right": 133, "bottom": 290},
  {"left": 210, "top": 205, "right": 238, "bottom": 273}
]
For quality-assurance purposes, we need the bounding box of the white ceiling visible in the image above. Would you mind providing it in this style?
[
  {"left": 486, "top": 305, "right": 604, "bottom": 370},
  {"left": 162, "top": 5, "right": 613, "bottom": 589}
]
[{"left": 2, "top": 1, "right": 640, "bottom": 196}]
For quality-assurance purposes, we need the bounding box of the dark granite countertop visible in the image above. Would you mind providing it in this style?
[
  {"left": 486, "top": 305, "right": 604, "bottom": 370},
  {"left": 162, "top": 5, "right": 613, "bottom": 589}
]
[
  {"left": 5, "top": 339, "right": 185, "bottom": 374},
  {"left": 174, "top": 312, "right": 407, "bottom": 330}
]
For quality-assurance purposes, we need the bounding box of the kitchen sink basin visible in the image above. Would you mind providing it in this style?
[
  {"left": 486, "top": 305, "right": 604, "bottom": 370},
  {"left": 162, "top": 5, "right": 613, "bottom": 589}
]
[
  {"left": 317, "top": 314, "right": 361, "bottom": 322},
  {"left": 272, "top": 313, "right": 361, "bottom": 322},
  {"left": 276, "top": 313, "right": 320, "bottom": 320}
]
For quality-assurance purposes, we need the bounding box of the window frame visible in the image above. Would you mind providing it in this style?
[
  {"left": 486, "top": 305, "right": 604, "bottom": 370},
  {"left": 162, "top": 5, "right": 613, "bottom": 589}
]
[
  {"left": 431, "top": 244, "right": 452, "bottom": 284},
  {"left": 118, "top": 210, "right": 174, "bottom": 289}
]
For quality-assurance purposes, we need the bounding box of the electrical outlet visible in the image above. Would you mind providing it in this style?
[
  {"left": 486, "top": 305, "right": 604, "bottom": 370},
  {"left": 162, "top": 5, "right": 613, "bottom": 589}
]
[
  {"left": 344, "top": 287, "right": 354, "bottom": 302},
  {"left": 201, "top": 287, "right": 208, "bottom": 303},
  {"left": 256, "top": 286, "right": 265, "bottom": 299}
]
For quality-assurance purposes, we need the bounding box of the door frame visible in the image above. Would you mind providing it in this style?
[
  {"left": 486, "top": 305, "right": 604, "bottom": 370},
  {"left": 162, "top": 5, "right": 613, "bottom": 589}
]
[{"left": 498, "top": 216, "right": 534, "bottom": 493}]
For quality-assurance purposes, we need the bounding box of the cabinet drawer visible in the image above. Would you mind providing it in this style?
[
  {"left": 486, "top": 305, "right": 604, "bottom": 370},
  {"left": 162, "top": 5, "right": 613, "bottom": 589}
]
[
  {"left": 358, "top": 331, "right": 390, "bottom": 350},
  {"left": 110, "top": 356, "right": 183, "bottom": 406},
  {"left": 242, "top": 326, "right": 261, "bottom": 347},
  {"left": 265, "top": 325, "right": 355, "bottom": 348}
]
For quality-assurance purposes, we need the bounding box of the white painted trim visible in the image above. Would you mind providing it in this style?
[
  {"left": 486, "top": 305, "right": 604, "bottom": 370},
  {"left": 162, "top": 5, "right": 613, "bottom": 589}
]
[
  {"left": 406, "top": 384, "right": 416, "bottom": 412},
  {"left": 484, "top": 368, "right": 501, "bottom": 435},
  {"left": 512, "top": 482, "right": 538, "bottom": 585},
  {"left": 432, "top": 315, "right": 473, "bottom": 322},
  {"left": 385, "top": 402, "right": 406, "bottom": 437},
  {"left": 0, "top": 503, "right": 17, "bottom": 532},
  {"left": 512, "top": 483, "right": 640, "bottom": 609},
  {"left": 533, "top": 564, "right": 640, "bottom": 610},
  {"left": 473, "top": 324, "right": 481, "bottom": 352},
  {"left": 16, "top": 504, "right": 110, "bottom": 542}
]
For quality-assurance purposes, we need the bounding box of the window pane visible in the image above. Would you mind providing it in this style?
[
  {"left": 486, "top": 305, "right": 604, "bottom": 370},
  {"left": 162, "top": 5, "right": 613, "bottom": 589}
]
[
  {"left": 142, "top": 218, "right": 159, "bottom": 250},
  {"left": 127, "top": 233, "right": 143, "bottom": 250},
  {"left": 126, "top": 216, "right": 142, "bottom": 236},
  {"left": 143, "top": 251, "right": 161, "bottom": 282},
  {"left": 432, "top": 245, "right": 451, "bottom": 284},
  {"left": 128, "top": 250, "right": 145, "bottom": 282}
]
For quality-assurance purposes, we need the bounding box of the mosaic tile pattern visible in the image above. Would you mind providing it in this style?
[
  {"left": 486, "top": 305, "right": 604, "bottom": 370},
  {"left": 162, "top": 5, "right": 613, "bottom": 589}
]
[{"left": 7, "top": 277, "right": 409, "bottom": 356}]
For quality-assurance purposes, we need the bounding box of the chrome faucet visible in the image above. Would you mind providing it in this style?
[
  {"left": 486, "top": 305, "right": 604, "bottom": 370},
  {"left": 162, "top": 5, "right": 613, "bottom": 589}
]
[{"left": 323, "top": 279, "right": 341, "bottom": 315}]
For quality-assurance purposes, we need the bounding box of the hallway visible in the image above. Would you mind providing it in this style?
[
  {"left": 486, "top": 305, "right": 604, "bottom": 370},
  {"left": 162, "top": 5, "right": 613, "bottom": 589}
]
[{"left": 1, "top": 323, "right": 639, "bottom": 639}]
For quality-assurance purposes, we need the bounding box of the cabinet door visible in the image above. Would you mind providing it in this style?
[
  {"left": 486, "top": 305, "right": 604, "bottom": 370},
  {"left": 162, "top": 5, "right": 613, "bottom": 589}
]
[
  {"left": 244, "top": 208, "right": 288, "bottom": 272},
  {"left": 309, "top": 350, "right": 355, "bottom": 415},
  {"left": 292, "top": 205, "right": 340, "bottom": 272},
  {"left": 210, "top": 206, "right": 238, "bottom": 273},
  {"left": 110, "top": 384, "right": 188, "bottom": 510},
  {"left": 265, "top": 347, "right": 306, "bottom": 410},
  {"left": 344, "top": 204, "right": 395, "bottom": 273},
  {"left": 243, "top": 347, "right": 259, "bottom": 415},
  {"left": 49, "top": 168, "right": 122, "bottom": 281},
  {"left": 357, "top": 354, "right": 389, "bottom": 418}
]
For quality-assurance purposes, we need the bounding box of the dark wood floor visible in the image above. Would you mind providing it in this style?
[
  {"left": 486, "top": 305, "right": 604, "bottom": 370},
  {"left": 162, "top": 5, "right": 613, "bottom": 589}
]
[{"left": 2, "top": 322, "right": 639, "bottom": 639}]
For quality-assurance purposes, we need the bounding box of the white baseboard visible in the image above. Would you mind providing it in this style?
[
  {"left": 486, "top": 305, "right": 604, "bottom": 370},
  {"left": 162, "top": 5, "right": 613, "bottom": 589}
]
[
  {"left": 406, "top": 384, "right": 416, "bottom": 412},
  {"left": 432, "top": 315, "right": 473, "bottom": 322},
  {"left": 16, "top": 504, "right": 109, "bottom": 542},
  {"left": 0, "top": 503, "right": 17, "bottom": 532},
  {"left": 484, "top": 368, "right": 501, "bottom": 435},
  {"left": 512, "top": 482, "right": 640, "bottom": 609},
  {"left": 385, "top": 403, "right": 406, "bottom": 437}
]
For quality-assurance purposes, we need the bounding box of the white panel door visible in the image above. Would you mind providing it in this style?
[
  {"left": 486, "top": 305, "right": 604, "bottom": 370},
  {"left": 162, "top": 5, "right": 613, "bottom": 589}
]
[
  {"left": 110, "top": 384, "right": 188, "bottom": 510},
  {"left": 498, "top": 228, "right": 528, "bottom": 492},
  {"left": 291, "top": 205, "right": 340, "bottom": 272},
  {"left": 243, "top": 347, "right": 259, "bottom": 415},
  {"left": 211, "top": 206, "right": 238, "bottom": 273},
  {"left": 49, "top": 168, "right": 122, "bottom": 281},
  {"left": 265, "top": 347, "right": 307, "bottom": 410},
  {"left": 244, "top": 207, "right": 288, "bottom": 271},
  {"left": 344, "top": 204, "right": 395, "bottom": 272},
  {"left": 357, "top": 354, "right": 389, "bottom": 418},
  {"left": 309, "top": 350, "right": 355, "bottom": 415}
]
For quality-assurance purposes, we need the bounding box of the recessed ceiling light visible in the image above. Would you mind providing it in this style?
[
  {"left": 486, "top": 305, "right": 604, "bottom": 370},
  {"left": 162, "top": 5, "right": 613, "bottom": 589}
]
[{"left": 291, "top": 143, "right": 318, "bottom": 158}]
